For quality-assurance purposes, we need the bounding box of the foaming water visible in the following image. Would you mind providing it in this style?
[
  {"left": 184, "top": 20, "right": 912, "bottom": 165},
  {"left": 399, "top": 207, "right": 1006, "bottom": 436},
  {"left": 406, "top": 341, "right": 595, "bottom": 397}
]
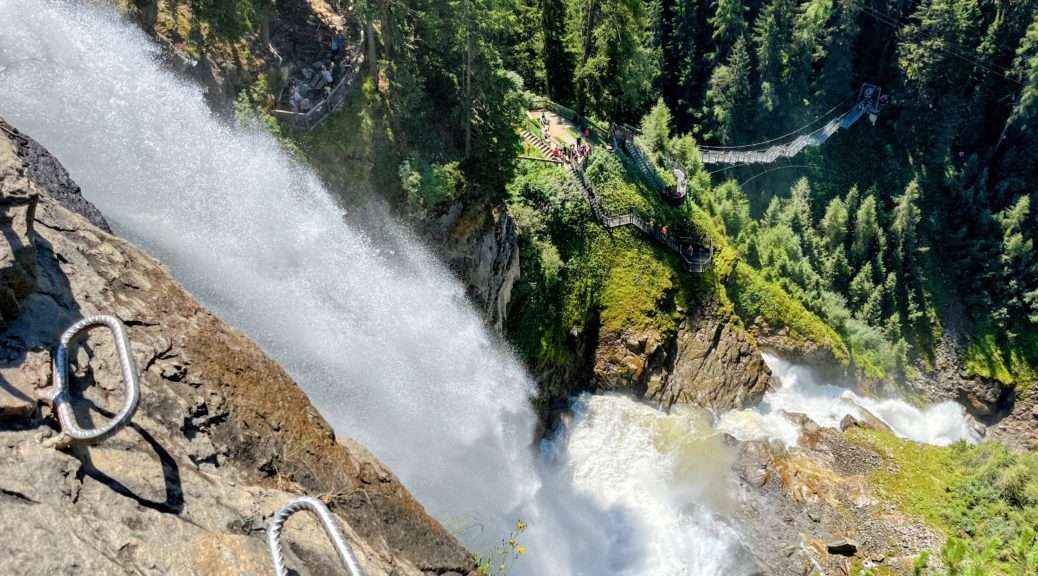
[
  {"left": 0, "top": 2, "right": 750, "bottom": 573},
  {"left": 544, "top": 394, "right": 757, "bottom": 575},
  {"left": 719, "top": 353, "right": 978, "bottom": 446}
]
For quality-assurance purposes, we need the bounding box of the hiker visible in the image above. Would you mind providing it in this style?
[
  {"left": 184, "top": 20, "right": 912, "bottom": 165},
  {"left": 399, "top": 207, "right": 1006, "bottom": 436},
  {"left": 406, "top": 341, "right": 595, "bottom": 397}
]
[
  {"left": 289, "top": 84, "right": 303, "bottom": 112},
  {"left": 322, "top": 63, "right": 334, "bottom": 85},
  {"left": 540, "top": 111, "right": 548, "bottom": 126},
  {"left": 661, "top": 225, "right": 669, "bottom": 237},
  {"left": 330, "top": 31, "right": 346, "bottom": 60},
  {"left": 312, "top": 64, "right": 331, "bottom": 91}
]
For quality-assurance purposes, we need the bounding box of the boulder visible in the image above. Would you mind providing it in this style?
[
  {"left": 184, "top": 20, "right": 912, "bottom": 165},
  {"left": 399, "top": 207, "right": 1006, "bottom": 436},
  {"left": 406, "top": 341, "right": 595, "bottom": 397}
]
[
  {"left": 826, "top": 539, "right": 859, "bottom": 556},
  {"left": 839, "top": 405, "right": 893, "bottom": 435}
]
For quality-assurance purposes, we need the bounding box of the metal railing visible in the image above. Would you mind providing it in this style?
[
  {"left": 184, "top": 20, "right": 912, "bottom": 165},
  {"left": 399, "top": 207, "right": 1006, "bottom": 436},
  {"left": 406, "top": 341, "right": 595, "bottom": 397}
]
[
  {"left": 273, "top": 32, "right": 366, "bottom": 132},
  {"left": 699, "top": 84, "right": 881, "bottom": 165},
  {"left": 568, "top": 158, "right": 712, "bottom": 273}
]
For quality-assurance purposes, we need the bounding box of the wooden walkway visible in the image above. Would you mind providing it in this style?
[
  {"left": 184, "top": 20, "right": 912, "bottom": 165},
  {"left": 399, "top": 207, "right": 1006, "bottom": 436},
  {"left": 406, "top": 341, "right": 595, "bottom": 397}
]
[{"left": 522, "top": 128, "right": 711, "bottom": 273}]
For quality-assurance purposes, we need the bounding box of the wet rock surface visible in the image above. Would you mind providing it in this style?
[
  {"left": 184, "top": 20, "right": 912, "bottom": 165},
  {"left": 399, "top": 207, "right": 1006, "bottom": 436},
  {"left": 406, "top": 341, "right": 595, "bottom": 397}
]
[
  {"left": 435, "top": 200, "right": 521, "bottom": 334},
  {"left": 0, "top": 118, "right": 475, "bottom": 575},
  {"left": 651, "top": 309, "right": 772, "bottom": 410},
  {"left": 728, "top": 422, "right": 942, "bottom": 576}
]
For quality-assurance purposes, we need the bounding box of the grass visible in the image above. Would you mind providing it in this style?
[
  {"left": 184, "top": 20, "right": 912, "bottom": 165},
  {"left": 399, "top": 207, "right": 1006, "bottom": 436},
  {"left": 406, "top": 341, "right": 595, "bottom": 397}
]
[
  {"left": 848, "top": 430, "right": 1038, "bottom": 575},
  {"left": 848, "top": 429, "right": 961, "bottom": 533},
  {"left": 598, "top": 231, "right": 681, "bottom": 333},
  {"left": 964, "top": 324, "right": 1038, "bottom": 392}
]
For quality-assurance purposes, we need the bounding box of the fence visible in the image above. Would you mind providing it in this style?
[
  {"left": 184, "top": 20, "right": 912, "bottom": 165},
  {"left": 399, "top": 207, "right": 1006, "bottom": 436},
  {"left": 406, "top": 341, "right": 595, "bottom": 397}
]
[{"left": 273, "top": 37, "right": 366, "bottom": 132}]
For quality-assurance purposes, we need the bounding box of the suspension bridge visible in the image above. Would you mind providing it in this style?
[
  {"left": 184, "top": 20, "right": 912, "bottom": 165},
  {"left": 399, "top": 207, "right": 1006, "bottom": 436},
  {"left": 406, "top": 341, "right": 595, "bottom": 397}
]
[{"left": 698, "top": 84, "right": 883, "bottom": 165}]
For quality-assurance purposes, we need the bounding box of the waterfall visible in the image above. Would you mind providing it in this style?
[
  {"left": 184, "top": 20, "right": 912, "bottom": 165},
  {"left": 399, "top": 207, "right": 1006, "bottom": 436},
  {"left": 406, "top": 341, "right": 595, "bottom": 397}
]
[
  {"left": 718, "top": 353, "right": 979, "bottom": 447},
  {"left": 0, "top": 2, "right": 751, "bottom": 573}
]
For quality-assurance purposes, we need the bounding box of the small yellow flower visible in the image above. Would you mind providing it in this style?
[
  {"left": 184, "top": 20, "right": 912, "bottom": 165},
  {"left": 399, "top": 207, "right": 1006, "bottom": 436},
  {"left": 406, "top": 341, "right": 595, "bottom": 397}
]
[{"left": 516, "top": 546, "right": 526, "bottom": 555}]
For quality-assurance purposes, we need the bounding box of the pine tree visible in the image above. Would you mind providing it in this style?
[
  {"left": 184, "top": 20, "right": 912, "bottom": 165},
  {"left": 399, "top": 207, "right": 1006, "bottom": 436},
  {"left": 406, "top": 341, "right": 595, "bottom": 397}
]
[
  {"left": 573, "top": 0, "right": 658, "bottom": 122},
  {"left": 851, "top": 194, "right": 880, "bottom": 264},
  {"left": 705, "top": 36, "right": 752, "bottom": 143},
  {"left": 753, "top": 0, "right": 798, "bottom": 116},
  {"left": 641, "top": 97, "right": 673, "bottom": 154},
  {"left": 655, "top": 0, "right": 699, "bottom": 128},
  {"left": 819, "top": 195, "right": 850, "bottom": 251},
  {"left": 789, "top": 0, "right": 835, "bottom": 117},
  {"left": 1010, "top": 9, "right": 1038, "bottom": 129},
  {"left": 709, "top": 0, "right": 747, "bottom": 62},
  {"left": 996, "top": 195, "right": 1038, "bottom": 326},
  {"left": 542, "top": 0, "right": 575, "bottom": 102},
  {"left": 815, "top": 0, "right": 862, "bottom": 103}
]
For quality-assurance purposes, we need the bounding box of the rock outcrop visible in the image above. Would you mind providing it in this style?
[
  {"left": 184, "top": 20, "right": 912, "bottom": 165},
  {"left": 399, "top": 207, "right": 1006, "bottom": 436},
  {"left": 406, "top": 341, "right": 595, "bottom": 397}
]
[
  {"left": 435, "top": 200, "right": 521, "bottom": 334},
  {"left": 591, "top": 307, "right": 771, "bottom": 413},
  {"left": 0, "top": 118, "right": 475, "bottom": 575},
  {"left": 649, "top": 310, "right": 771, "bottom": 410},
  {"left": 728, "top": 425, "right": 941, "bottom": 575}
]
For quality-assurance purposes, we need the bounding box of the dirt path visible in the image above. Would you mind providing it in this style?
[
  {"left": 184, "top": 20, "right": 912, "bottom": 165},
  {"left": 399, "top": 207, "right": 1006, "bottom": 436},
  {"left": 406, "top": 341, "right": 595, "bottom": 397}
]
[{"left": 527, "top": 110, "right": 587, "bottom": 145}]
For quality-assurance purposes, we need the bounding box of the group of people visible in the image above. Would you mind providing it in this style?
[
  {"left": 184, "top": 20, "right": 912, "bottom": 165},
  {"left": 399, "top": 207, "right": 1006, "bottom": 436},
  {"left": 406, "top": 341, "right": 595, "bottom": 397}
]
[
  {"left": 286, "top": 31, "right": 352, "bottom": 113},
  {"left": 540, "top": 111, "right": 593, "bottom": 165},
  {"left": 551, "top": 139, "right": 592, "bottom": 165}
]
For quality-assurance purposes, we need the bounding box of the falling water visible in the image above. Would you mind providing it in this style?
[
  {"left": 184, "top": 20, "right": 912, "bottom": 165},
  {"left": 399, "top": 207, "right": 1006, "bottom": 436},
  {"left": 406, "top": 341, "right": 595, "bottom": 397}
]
[
  {"left": 718, "top": 353, "right": 979, "bottom": 447},
  {"left": 0, "top": 2, "right": 753, "bottom": 573}
]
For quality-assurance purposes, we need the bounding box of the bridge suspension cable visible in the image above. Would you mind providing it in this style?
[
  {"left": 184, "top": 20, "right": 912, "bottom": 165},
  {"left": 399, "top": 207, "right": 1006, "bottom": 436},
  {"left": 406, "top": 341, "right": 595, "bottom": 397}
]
[
  {"left": 698, "top": 97, "right": 851, "bottom": 151},
  {"left": 860, "top": 5, "right": 1023, "bottom": 86}
]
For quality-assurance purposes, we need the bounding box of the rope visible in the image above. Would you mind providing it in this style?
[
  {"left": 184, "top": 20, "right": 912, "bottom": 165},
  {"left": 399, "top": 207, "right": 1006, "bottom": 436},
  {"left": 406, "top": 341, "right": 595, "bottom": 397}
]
[
  {"left": 51, "top": 315, "right": 141, "bottom": 445},
  {"left": 737, "top": 163, "right": 812, "bottom": 188},
  {"left": 268, "top": 496, "right": 364, "bottom": 576},
  {"left": 861, "top": 5, "right": 1022, "bottom": 86}
]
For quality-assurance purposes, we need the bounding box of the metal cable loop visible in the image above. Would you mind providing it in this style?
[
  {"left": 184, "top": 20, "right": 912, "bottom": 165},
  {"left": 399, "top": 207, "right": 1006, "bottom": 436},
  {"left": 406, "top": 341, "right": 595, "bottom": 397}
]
[
  {"left": 51, "top": 315, "right": 141, "bottom": 445},
  {"left": 269, "top": 496, "right": 364, "bottom": 576}
]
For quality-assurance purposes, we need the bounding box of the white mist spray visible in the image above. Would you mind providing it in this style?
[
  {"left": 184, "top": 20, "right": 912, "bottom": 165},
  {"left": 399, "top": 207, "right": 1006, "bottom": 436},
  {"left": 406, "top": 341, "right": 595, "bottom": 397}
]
[{"left": 718, "top": 353, "right": 978, "bottom": 447}]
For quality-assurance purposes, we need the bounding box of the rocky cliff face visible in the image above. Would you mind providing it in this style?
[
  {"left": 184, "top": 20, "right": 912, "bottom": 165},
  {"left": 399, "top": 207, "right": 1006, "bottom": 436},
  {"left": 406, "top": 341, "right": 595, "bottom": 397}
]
[
  {"left": 590, "top": 306, "right": 772, "bottom": 413},
  {"left": 0, "top": 118, "right": 475, "bottom": 575},
  {"left": 424, "top": 199, "right": 520, "bottom": 334}
]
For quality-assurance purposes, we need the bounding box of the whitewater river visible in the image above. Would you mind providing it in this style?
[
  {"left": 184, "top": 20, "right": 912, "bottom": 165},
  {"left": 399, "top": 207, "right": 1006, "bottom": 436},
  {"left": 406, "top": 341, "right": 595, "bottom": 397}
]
[{"left": 0, "top": 2, "right": 975, "bottom": 574}]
